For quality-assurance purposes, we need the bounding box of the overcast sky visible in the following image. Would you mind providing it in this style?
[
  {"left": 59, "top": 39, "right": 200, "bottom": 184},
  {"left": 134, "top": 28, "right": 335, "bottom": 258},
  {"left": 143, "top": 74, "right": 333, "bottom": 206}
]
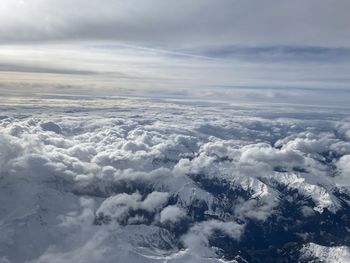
[
  {"left": 0, "top": 0, "right": 349, "bottom": 104},
  {"left": 1, "top": 0, "right": 349, "bottom": 47}
]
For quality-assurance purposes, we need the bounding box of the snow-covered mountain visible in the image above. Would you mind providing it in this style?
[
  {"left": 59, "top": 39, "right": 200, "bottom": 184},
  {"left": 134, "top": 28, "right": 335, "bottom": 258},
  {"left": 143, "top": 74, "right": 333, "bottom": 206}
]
[{"left": 0, "top": 97, "right": 349, "bottom": 263}]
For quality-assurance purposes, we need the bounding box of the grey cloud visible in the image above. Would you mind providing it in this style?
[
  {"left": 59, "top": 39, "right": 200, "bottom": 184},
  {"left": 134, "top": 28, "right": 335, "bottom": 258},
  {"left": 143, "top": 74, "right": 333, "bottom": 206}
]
[
  {"left": 0, "top": 0, "right": 350, "bottom": 48},
  {"left": 1, "top": 0, "right": 349, "bottom": 102},
  {"left": 0, "top": 63, "right": 96, "bottom": 75},
  {"left": 193, "top": 46, "right": 350, "bottom": 63},
  {"left": 1, "top": 42, "right": 350, "bottom": 99}
]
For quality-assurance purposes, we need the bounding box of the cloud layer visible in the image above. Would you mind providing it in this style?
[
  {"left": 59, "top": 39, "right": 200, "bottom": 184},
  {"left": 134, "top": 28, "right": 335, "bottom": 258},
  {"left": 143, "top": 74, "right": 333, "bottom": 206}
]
[
  {"left": 1, "top": 42, "right": 350, "bottom": 106},
  {"left": 0, "top": 1, "right": 349, "bottom": 105},
  {"left": 0, "top": 98, "right": 350, "bottom": 262},
  {"left": 1, "top": 0, "right": 350, "bottom": 47}
]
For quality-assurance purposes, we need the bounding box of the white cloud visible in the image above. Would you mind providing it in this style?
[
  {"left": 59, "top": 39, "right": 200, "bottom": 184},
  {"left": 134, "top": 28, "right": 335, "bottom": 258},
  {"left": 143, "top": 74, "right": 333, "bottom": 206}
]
[
  {"left": 141, "top": 191, "right": 169, "bottom": 212},
  {"left": 335, "top": 155, "right": 350, "bottom": 187},
  {"left": 182, "top": 220, "right": 245, "bottom": 253},
  {"left": 0, "top": 98, "right": 350, "bottom": 262},
  {"left": 160, "top": 205, "right": 186, "bottom": 223},
  {"left": 96, "top": 191, "right": 169, "bottom": 223},
  {"left": 301, "top": 243, "right": 350, "bottom": 263}
]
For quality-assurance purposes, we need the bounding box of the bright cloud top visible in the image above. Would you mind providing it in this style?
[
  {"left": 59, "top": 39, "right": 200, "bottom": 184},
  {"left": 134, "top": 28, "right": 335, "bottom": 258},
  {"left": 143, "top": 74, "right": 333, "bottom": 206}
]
[{"left": 0, "top": 98, "right": 350, "bottom": 262}]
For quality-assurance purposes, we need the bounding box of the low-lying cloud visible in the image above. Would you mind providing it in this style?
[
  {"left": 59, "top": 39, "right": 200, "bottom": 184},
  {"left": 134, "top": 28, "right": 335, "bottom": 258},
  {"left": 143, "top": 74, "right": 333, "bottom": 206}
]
[{"left": 0, "top": 98, "right": 350, "bottom": 262}]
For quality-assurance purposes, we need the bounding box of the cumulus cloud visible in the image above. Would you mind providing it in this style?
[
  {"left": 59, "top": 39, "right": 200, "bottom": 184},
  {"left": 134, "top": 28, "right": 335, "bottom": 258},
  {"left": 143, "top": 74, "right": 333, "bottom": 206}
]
[
  {"left": 301, "top": 243, "right": 350, "bottom": 263},
  {"left": 160, "top": 205, "right": 186, "bottom": 223},
  {"left": 182, "top": 220, "right": 245, "bottom": 254},
  {"left": 0, "top": 98, "right": 350, "bottom": 262},
  {"left": 96, "top": 191, "right": 169, "bottom": 223},
  {"left": 335, "top": 155, "right": 350, "bottom": 187},
  {"left": 239, "top": 142, "right": 305, "bottom": 172}
]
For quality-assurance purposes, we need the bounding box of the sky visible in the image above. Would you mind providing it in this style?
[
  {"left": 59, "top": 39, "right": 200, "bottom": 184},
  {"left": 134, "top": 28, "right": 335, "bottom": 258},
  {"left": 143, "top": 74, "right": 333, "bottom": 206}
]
[
  {"left": 1, "top": 2, "right": 350, "bottom": 261},
  {"left": 0, "top": 0, "right": 349, "bottom": 105}
]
